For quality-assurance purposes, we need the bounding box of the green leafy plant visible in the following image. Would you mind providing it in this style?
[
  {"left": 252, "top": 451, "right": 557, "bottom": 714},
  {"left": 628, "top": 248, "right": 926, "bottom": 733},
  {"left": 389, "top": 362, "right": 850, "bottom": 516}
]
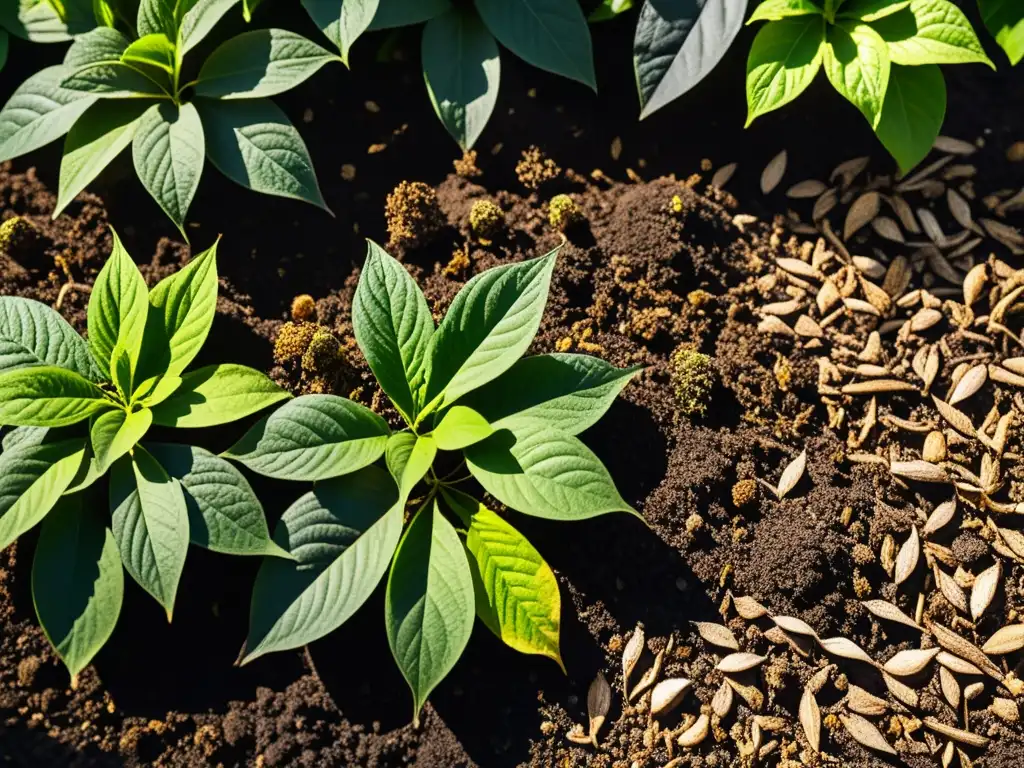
[
  {"left": 0, "top": 0, "right": 332, "bottom": 238},
  {"left": 302, "top": 0, "right": 595, "bottom": 151},
  {"left": 746, "top": 0, "right": 994, "bottom": 173},
  {"left": 0, "top": 0, "right": 108, "bottom": 73},
  {"left": 0, "top": 228, "right": 292, "bottom": 681},
  {"left": 232, "top": 241, "right": 640, "bottom": 722},
  {"left": 978, "top": 0, "right": 1023, "bottom": 65}
]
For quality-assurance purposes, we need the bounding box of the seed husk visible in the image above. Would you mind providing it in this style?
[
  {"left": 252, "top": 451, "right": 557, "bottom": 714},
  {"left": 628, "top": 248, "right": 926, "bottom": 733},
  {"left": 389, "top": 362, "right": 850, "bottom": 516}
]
[
  {"left": 807, "top": 665, "right": 833, "bottom": 695},
  {"left": 962, "top": 264, "right": 988, "bottom": 305},
  {"left": 934, "top": 136, "right": 977, "bottom": 155},
  {"left": 888, "top": 194, "right": 920, "bottom": 232},
  {"left": 773, "top": 614, "right": 818, "bottom": 640},
  {"left": 895, "top": 526, "right": 921, "bottom": 585},
  {"left": 587, "top": 672, "right": 612, "bottom": 746},
  {"left": 883, "top": 647, "right": 939, "bottom": 676},
  {"left": 891, "top": 460, "right": 949, "bottom": 483},
  {"left": 980, "top": 217, "right": 1024, "bottom": 250},
  {"left": 761, "top": 150, "right": 787, "bottom": 194},
  {"left": 651, "top": 677, "right": 692, "bottom": 718},
  {"left": 842, "top": 379, "right": 915, "bottom": 395},
  {"left": 880, "top": 536, "right": 897, "bottom": 576},
  {"left": 844, "top": 192, "right": 881, "bottom": 240},
  {"left": 883, "top": 670, "right": 920, "bottom": 708},
  {"left": 812, "top": 188, "right": 838, "bottom": 220},
  {"left": 898, "top": 156, "right": 954, "bottom": 191},
  {"left": 830, "top": 156, "right": 870, "bottom": 186},
  {"left": 909, "top": 307, "right": 943, "bottom": 332},
  {"left": 939, "top": 666, "right": 961, "bottom": 708},
  {"left": 970, "top": 561, "right": 1001, "bottom": 620},
  {"left": 922, "top": 717, "right": 990, "bottom": 748},
  {"left": 820, "top": 637, "right": 875, "bottom": 665},
  {"left": 840, "top": 713, "right": 897, "bottom": 755},
  {"left": 926, "top": 249, "right": 964, "bottom": 286},
  {"left": 936, "top": 651, "right": 983, "bottom": 676},
  {"left": 982, "top": 624, "right": 1024, "bottom": 655},
  {"left": 923, "top": 499, "right": 956, "bottom": 537},
  {"left": 846, "top": 685, "right": 889, "bottom": 716},
  {"left": 800, "top": 685, "right": 821, "bottom": 752},
  {"left": 711, "top": 681, "right": 733, "bottom": 718},
  {"left": 794, "top": 314, "right": 823, "bottom": 338},
  {"left": 711, "top": 162, "right": 737, "bottom": 189},
  {"left": 928, "top": 621, "right": 1004, "bottom": 681},
  {"left": 882, "top": 255, "right": 911, "bottom": 297},
  {"left": 717, "top": 653, "right": 767, "bottom": 673},
  {"left": 934, "top": 566, "right": 969, "bottom": 614},
  {"left": 931, "top": 396, "right": 975, "bottom": 438},
  {"left": 862, "top": 600, "right": 922, "bottom": 630},
  {"left": 677, "top": 713, "right": 710, "bottom": 747},
  {"left": 725, "top": 676, "right": 765, "bottom": 711},
  {"left": 693, "top": 621, "right": 739, "bottom": 651},
  {"left": 733, "top": 595, "right": 769, "bottom": 620},
  {"left": 622, "top": 624, "right": 644, "bottom": 697},
  {"left": 761, "top": 298, "right": 804, "bottom": 316},
  {"left": 787, "top": 179, "right": 828, "bottom": 198},
  {"left": 776, "top": 450, "right": 807, "bottom": 499},
  {"left": 871, "top": 216, "right": 905, "bottom": 243},
  {"left": 918, "top": 208, "right": 946, "bottom": 244},
  {"left": 775, "top": 257, "right": 821, "bottom": 281},
  {"left": 852, "top": 255, "right": 887, "bottom": 279},
  {"left": 630, "top": 645, "right": 665, "bottom": 701},
  {"left": 949, "top": 365, "right": 987, "bottom": 405},
  {"left": 990, "top": 364, "right": 1024, "bottom": 388},
  {"left": 947, "top": 188, "right": 974, "bottom": 231}
]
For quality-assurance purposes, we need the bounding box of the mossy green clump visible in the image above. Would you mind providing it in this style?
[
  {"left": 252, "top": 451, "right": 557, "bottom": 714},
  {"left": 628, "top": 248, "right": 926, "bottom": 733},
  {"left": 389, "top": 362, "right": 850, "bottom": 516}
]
[
  {"left": 290, "top": 294, "right": 316, "bottom": 322},
  {"left": 669, "top": 346, "right": 715, "bottom": 417},
  {"left": 301, "top": 327, "right": 343, "bottom": 376},
  {"left": 0, "top": 216, "right": 37, "bottom": 255},
  {"left": 469, "top": 199, "right": 504, "bottom": 238},
  {"left": 548, "top": 194, "right": 582, "bottom": 231},
  {"left": 273, "top": 322, "right": 318, "bottom": 364}
]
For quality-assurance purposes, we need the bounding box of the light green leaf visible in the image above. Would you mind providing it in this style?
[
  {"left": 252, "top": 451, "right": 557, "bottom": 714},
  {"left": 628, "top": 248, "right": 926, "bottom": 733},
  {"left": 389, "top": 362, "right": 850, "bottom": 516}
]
[
  {"left": 243, "top": 0, "right": 262, "bottom": 22},
  {"left": 748, "top": 0, "right": 823, "bottom": 23},
  {"left": 875, "top": 62, "right": 945, "bottom": 173},
  {"left": 838, "top": 0, "right": 911, "bottom": 22},
  {"left": 337, "top": 0, "right": 379, "bottom": 65},
  {"left": 86, "top": 227, "right": 149, "bottom": 378},
  {"left": 431, "top": 405, "right": 492, "bottom": 450},
  {"left": 145, "top": 442, "right": 287, "bottom": 557},
  {"left": 93, "top": 0, "right": 116, "bottom": 27},
  {"left": 63, "top": 27, "right": 129, "bottom": 68},
  {"left": 474, "top": 0, "right": 595, "bottom": 90},
  {"left": 466, "top": 422, "right": 637, "bottom": 521},
  {"left": 90, "top": 407, "right": 152, "bottom": 472},
  {"left": 109, "top": 446, "right": 189, "bottom": 619},
  {"left": 0, "top": 66, "right": 98, "bottom": 161},
  {"left": 979, "top": 0, "right": 1024, "bottom": 65},
  {"left": 224, "top": 394, "right": 390, "bottom": 481},
  {"left": 32, "top": 496, "right": 123, "bottom": 682},
  {"left": 64, "top": 452, "right": 105, "bottom": 496},
  {"left": 2, "top": 426, "right": 50, "bottom": 452},
  {"left": 458, "top": 353, "right": 640, "bottom": 436},
  {"left": 423, "top": 249, "right": 557, "bottom": 412},
  {"left": 179, "top": 0, "right": 243, "bottom": 53},
  {"left": 0, "top": 297, "right": 102, "bottom": 380},
  {"left": 0, "top": 439, "right": 86, "bottom": 551},
  {"left": 386, "top": 499, "right": 474, "bottom": 725},
  {"left": 385, "top": 432, "right": 436, "bottom": 498},
  {"left": 137, "top": 0, "right": 176, "bottom": 39},
  {"left": 133, "top": 374, "right": 182, "bottom": 406},
  {"left": 445, "top": 488, "right": 562, "bottom": 669},
  {"left": 871, "top": 0, "right": 994, "bottom": 67},
  {"left": 351, "top": 240, "right": 434, "bottom": 422},
  {"left": 195, "top": 29, "right": 338, "bottom": 100},
  {"left": 2, "top": 0, "right": 95, "bottom": 42},
  {"left": 150, "top": 364, "right": 290, "bottom": 428},
  {"left": 0, "top": 367, "right": 110, "bottom": 427},
  {"left": 243, "top": 466, "right": 401, "bottom": 662},
  {"left": 55, "top": 100, "right": 152, "bottom": 218},
  {"left": 422, "top": 8, "right": 500, "bottom": 151},
  {"left": 367, "top": 0, "right": 451, "bottom": 29},
  {"left": 746, "top": 15, "right": 826, "bottom": 125},
  {"left": 132, "top": 102, "right": 205, "bottom": 236},
  {"left": 137, "top": 238, "right": 218, "bottom": 382},
  {"left": 60, "top": 61, "right": 170, "bottom": 98},
  {"left": 197, "top": 98, "right": 329, "bottom": 211},
  {"left": 110, "top": 346, "right": 133, "bottom": 401},
  {"left": 824, "top": 21, "right": 890, "bottom": 128},
  {"left": 589, "top": 0, "right": 634, "bottom": 23},
  {"left": 122, "top": 32, "right": 176, "bottom": 73}
]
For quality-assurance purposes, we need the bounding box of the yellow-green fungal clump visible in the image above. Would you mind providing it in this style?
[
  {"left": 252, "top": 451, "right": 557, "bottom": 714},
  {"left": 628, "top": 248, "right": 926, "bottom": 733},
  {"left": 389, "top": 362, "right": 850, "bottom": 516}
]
[
  {"left": 669, "top": 346, "right": 715, "bottom": 417},
  {"left": 0, "top": 217, "right": 36, "bottom": 255},
  {"left": 290, "top": 294, "right": 316, "bottom": 322},
  {"left": 273, "top": 322, "right": 318, "bottom": 364},
  {"left": 548, "top": 194, "right": 582, "bottom": 231},
  {"left": 385, "top": 181, "right": 443, "bottom": 249},
  {"left": 301, "top": 327, "right": 343, "bottom": 376},
  {"left": 469, "top": 199, "right": 504, "bottom": 238}
]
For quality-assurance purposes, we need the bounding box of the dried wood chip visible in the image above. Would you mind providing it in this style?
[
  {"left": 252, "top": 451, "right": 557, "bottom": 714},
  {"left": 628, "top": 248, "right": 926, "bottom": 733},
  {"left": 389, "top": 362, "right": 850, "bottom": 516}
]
[
  {"left": 587, "top": 672, "right": 612, "bottom": 745},
  {"left": 693, "top": 621, "right": 739, "bottom": 651},
  {"left": 871, "top": 216, "right": 905, "bottom": 243},
  {"left": 846, "top": 685, "right": 889, "bottom": 716},
  {"left": 840, "top": 713, "right": 897, "bottom": 755},
  {"left": 929, "top": 621, "right": 1004, "bottom": 681},
  {"left": 895, "top": 526, "right": 921, "bottom": 585},
  {"left": 934, "top": 566, "right": 969, "bottom": 614},
  {"left": 939, "top": 666, "right": 960, "bottom": 709},
  {"left": 717, "top": 653, "right": 767, "bottom": 674},
  {"left": 883, "top": 670, "right": 920, "bottom": 708},
  {"left": 711, "top": 681, "right": 733, "bottom": 718},
  {"left": 787, "top": 179, "right": 827, "bottom": 198},
  {"left": 651, "top": 678, "right": 692, "bottom": 717},
  {"left": 761, "top": 151, "right": 787, "bottom": 195},
  {"left": 947, "top": 188, "right": 974, "bottom": 231},
  {"left": 949, "top": 365, "right": 987, "bottom": 405},
  {"left": 890, "top": 460, "right": 949, "bottom": 483},
  {"left": 733, "top": 596, "right": 768, "bottom": 620},
  {"left": 936, "top": 651, "right": 983, "bottom": 676},
  {"left": 844, "top": 192, "right": 881, "bottom": 240},
  {"left": 883, "top": 647, "right": 939, "bottom": 676},
  {"left": 677, "top": 713, "right": 710, "bottom": 747},
  {"left": 773, "top": 615, "right": 818, "bottom": 640},
  {"left": 800, "top": 685, "right": 821, "bottom": 752},
  {"left": 934, "top": 136, "right": 977, "bottom": 155},
  {"left": 970, "top": 561, "right": 1000, "bottom": 620},
  {"left": 622, "top": 624, "right": 644, "bottom": 697},
  {"left": 776, "top": 450, "right": 807, "bottom": 499},
  {"left": 711, "top": 162, "right": 737, "bottom": 189},
  {"left": 923, "top": 499, "right": 957, "bottom": 537},
  {"left": 922, "top": 717, "right": 990, "bottom": 748},
  {"left": 820, "top": 637, "right": 875, "bottom": 665},
  {"left": 982, "top": 624, "right": 1024, "bottom": 655}
]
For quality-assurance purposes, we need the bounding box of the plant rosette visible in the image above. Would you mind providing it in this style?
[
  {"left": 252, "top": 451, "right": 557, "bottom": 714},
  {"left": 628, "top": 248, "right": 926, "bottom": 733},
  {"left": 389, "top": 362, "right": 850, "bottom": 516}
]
[
  {"left": 0, "top": 0, "right": 333, "bottom": 238},
  {"left": 746, "top": 0, "right": 994, "bottom": 173},
  {"left": 0, "top": 228, "right": 291, "bottom": 683},
  {"left": 230, "top": 240, "right": 642, "bottom": 723}
]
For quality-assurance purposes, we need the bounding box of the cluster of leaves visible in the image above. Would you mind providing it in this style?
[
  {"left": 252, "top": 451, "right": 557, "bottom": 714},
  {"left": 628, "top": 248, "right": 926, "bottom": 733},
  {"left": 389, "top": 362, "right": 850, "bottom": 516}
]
[
  {"left": 746, "top": 0, "right": 997, "bottom": 173},
  {"left": 0, "top": 229, "right": 291, "bottom": 681},
  {"left": 230, "top": 241, "right": 640, "bottom": 721},
  {"left": 978, "top": 0, "right": 1023, "bottom": 66},
  {"left": 0, "top": 0, "right": 105, "bottom": 73},
  {"left": 0, "top": 0, "right": 330, "bottom": 237}
]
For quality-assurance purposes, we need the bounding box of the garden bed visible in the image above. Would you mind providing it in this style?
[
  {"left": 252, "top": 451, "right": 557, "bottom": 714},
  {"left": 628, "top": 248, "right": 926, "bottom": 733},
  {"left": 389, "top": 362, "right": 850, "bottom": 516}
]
[{"left": 2, "top": 9, "right": 1024, "bottom": 767}]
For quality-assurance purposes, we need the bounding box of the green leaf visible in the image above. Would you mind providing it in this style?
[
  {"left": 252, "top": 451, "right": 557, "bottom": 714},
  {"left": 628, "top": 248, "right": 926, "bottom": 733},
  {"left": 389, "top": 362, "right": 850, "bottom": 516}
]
[
  {"left": 243, "top": 465, "right": 401, "bottom": 662},
  {"left": 2, "top": 425, "right": 50, "bottom": 452},
  {"left": 423, "top": 249, "right": 557, "bottom": 412},
  {"left": 386, "top": 499, "right": 474, "bottom": 725},
  {"left": 431, "top": 405, "right": 492, "bottom": 450},
  {"left": 86, "top": 227, "right": 149, "bottom": 378},
  {"left": 195, "top": 29, "right": 338, "bottom": 100},
  {"left": 122, "top": 32, "right": 176, "bottom": 74},
  {"left": 0, "top": 439, "right": 86, "bottom": 550},
  {"left": 243, "top": 0, "right": 262, "bottom": 22},
  {"left": 144, "top": 442, "right": 287, "bottom": 557},
  {"left": 875, "top": 62, "right": 945, "bottom": 173},
  {"left": 150, "top": 364, "right": 290, "bottom": 427},
  {"left": 224, "top": 394, "right": 390, "bottom": 481},
  {"left": 748, "top": 0, "right": 823, "bottom": 24},
  {"left": 197, "top": 98, "right": 329, "bottom": 211},
  {"left": 90, "top": 407, "right": 152, "bottom": 472},
  {"left": 32, "top": 496, "right": 123, "bottom": 682},
  {"left": 55, "top": 100, "right": 153, "bottom": 218},
  {"left": 351, "top": 240, "right": 434, "bottom": 422},
  {"left": 444, "top": 488, "right": 562, "bottom": 670},
  {"left": 368, "top": 0, "right": 451, "bottom": 29},
  {"left": 979, "top": 0, "right": 1024, "bottom": 65},
  {"left": 589, "top": 0, "right": 634, "bottom": 23},
  {"left": 745, "top": 15, "right": 826, "bottom": 125},
  {"left": 824, "top": 21, "right": 890, "bottom": 128},
  {"left": 0, "top": 297, "right": 102, "bottom": 380},
  {"left": 110, "top": 346, "right": 133, "bottom": 401},
  {"left": 0, "top": 367, "right": 110, "bottom": 428},
  {"left": 179, "top": 0, "right": 243, "bottom": 53},
  {"left": 2, "top": 0, "right": 95, "bottom": 42},
  {"left": 132, "top": 102, "right": 205, "bottom": 237},
  {"left": 60, "top": 62, "right": 170, "bottom": 98},
  {"left": 838, "top": 0, "right": 911, "bottom": 22},
  {"left": 138, "top": 238, "right": 218, "bottom": 381},
  {"left": 465, "top": 422, "right": 637, "bottom": 520},
  {"left": 458, "top": 353, "right": 640, "bottom": 436},
  {"left": 133, "top": 373, "right": 182, "bottom": 406},
  {"left": 634, "top": 0, "right": 748, "bottom": 118},
  {"left": 871, "top": 0, "right": 994, "bottom": 67},
  {"left": 137, "top": 0, "right": 176, "bottom": 39},
  {"left": 0, "top": 66, "right": 98, "bottom": 161},
  {"left": 64, "top": 451, "right": 105, "bottom": 495},
  {"left": 337, "top": 0, "right": 379, "bottom": 65},
  {"left": 93, "top": 0, "right": 116, "bottom": 27},
  {"left": 385, "top": 432, "right": 436, "bottom": 498},
  {"left": 474, "top": 0, "right": 595, "bottom": 90},
  {"left": 109, "top": 446, "right": 189, "bottom": 619},
  {"left": 0, "top": 30, "right": 9, "bottom": 72},
  {"left": 422, "top": 8, "right": 500, "bottom": 151},
  {"left": 63, "top": 27, "right": 129, "bottom": 68}
]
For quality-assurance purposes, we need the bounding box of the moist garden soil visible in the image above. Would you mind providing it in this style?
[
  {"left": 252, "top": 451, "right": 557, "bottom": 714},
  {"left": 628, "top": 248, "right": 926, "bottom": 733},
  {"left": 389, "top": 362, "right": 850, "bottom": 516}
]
[{"left": 2, "top": 6, "right": 1024, "bottom": 767}]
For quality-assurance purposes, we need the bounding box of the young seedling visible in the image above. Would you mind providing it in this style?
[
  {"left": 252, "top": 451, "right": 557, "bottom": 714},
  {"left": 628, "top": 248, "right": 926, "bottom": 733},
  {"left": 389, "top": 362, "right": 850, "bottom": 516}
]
[
  {"left": 231, "top": 241, "right": 641, "bottom": 724},
  {"left": 0, "top": 228, "right": 291, "bottom": 682}
]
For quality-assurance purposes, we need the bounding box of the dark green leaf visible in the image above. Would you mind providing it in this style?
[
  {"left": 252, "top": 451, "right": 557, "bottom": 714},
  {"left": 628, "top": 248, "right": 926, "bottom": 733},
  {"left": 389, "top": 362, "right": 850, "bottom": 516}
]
[
  {"left": 63, "top": 27, "right": 130, "bottom": 68},
  {"left": 179, "top": 0, "right": 242, "bottom": 53},
  {"left": 978, "top": 0, "right": 1023, "bottom": 65},
  {"left": 368, "top": 0, "right": 451, "bottom": 29},
  {"left": 0, "top": 297, "right": 102, "bottom": 380},
  {"left": 0, "top": 367, "right": 110, "bottom": 427},
  {"left": 151, "top": 364, "right": 290, "bottom": 427},
  {"left": 0, "top": 439, "right": 86, "bottom": 550},
  {"left": 874, "top": 62, "right": 945, "bottom": 173},
  {"left": 137, "top": 0, "right": 176, "bottom": 39},
  {"left": 0, "top": 66, "right": 98, "bottom": 161},
  {"left": 61, "top": 62, "right": 170, "bottom": 98}
]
